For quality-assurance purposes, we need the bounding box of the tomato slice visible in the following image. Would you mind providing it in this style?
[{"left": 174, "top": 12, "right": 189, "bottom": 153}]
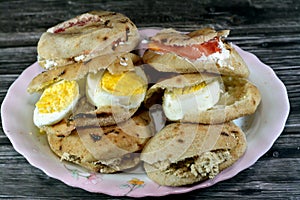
[{"left": 148, "top": 38, "right": 221, "bottom": 60}]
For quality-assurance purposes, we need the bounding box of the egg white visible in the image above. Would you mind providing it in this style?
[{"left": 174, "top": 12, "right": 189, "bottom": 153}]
[
  {"left": 33, "top": 81, "right": 80, "bottom": 128},
  {"left": 163, "top": 80, "right": 221, "bottom": 121},
  {"left": 86, "top": 68, "right": 147, "bottom": 109}
]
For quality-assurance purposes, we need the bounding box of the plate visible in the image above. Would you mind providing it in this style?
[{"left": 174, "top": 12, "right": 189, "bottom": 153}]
[{"left": 1, "top": 28, "right": 290, "bottom": 197}]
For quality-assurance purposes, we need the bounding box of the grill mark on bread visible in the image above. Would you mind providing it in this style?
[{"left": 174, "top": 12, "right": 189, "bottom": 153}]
[
  {"left": 73, "top": 113, "right": 95, "bottom": 119},
  {"left": 76, "top": 125, "right": 100, "bottom": 130},
  {"left": 97, "top": 112, "right": 112, "bottom": 118},
  {"left": 221, "top": 132, "right": 230, "bottom": 137},
  {"left": 57, "top": 135, "right": 65, "bottom": 138},
  {"left": 104, "top": 128, "right": 116, "bottom": 135},
  {"left": 177, "top": 139, "right": 184, "bottom": 143},
  {"left": 119, "top": 18, "right": 129, "bottom": 23},
  {"left": 74, "top": 112, "right": 112, "bottom": 119},
  {"left": 125, "top": 26, "right": 130, "bottom": 41},
  {"left": 58, "top": 70, "right": 66, "bottom": 76},
  {"left": 104, "top": 20, "right": 110, "bottom": 26},
  {"left": 129, "top": 21, "right": 134, "bottom": 26}
]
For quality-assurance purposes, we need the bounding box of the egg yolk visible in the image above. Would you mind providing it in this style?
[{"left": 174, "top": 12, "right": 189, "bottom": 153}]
[
  {"left": 36, "top": 80, "right": 78, "bottom": 113},
  {"left": 165, "top": 82, "right": 207, "bottom": 97},
  {"left": 101, "top": 71, "right": 146, "bottom": 96}
]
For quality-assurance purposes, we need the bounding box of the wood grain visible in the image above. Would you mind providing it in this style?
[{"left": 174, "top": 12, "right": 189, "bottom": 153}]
[{"left": 0, "top": 0, "right": 299, "bottom": 199}]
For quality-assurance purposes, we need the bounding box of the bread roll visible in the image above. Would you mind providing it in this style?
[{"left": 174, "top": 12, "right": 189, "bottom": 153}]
[
  {"left": 38, "top": 11, "right": 140, "bottom": 69},
  {"left": 144, "top": 73, "right": 261, "bottom": 124},
  {"left": 141, "top": 122, "right": 247, "bottom": 186},
  {"left": 143, "top": 28, "right": 249, "bottom": 78}
]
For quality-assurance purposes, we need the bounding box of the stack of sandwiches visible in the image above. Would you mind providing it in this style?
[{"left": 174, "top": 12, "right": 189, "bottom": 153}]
[
  {"left": 27, "top": 11, "right": 154, "bottom": 173},
  {"left": 140, "top": 28, "right": 261, "bottom": 186},
  {"left": 27, "top": 11, "right": 261, "bottom": 186}
]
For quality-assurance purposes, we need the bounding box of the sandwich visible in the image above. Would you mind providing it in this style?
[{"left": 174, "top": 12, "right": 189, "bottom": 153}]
[
  {"left": 28, "top": 53, "right": 147, "bottom": 127},
  {"left": 28, "top": 53, "right": 153, "bottom": 172},
  {"left": 143, "top": 28, "right": 249, "bottom": 78},
  {"left": 141, "top": 122, "right": 247, "bottom": 186},
  {"left": 144, "top": 73, "right": 261, "bottom": 124},
  {"left": 37, "top": 11, "right": 140, "bottom": 69},
  {"left": 48, "top": 110, "right": 154, "bottom": 173}
]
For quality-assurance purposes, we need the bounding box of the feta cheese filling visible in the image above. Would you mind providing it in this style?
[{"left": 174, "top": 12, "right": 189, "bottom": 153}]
[
  {"left": 44, "top": 59, "right": 58, "bottom": 69},
  {"left": 74, "top": 54, "right": 86, "bottom": 62},
  {"left": 195, "top": 41, "right": 231, "bottom": 67}
]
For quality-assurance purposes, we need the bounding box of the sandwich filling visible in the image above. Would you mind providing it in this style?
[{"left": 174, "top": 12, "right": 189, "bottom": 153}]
[
  {"left": 148, "top": 37, "right": 220, "bottom": 59},
  {"left": 153, "top": 150, "right": 231, "bottom": 179},
  {"left": 162, "top": 80, "right": 221, "bottom": 121},
  {"left": 148, "top": 28, "right": 231, "bottom": 65},
  {"left": 148, "top": 38, "right": 230, "bottom": 63},
  {"left": 33, "top": 80, "right": 80, "bottom": 127},
  {"left": 86, "top": 68, "right": 147, "bottom": 109},
  {"left": 61, "top": 152, "right": 139, "bottom": 173}
]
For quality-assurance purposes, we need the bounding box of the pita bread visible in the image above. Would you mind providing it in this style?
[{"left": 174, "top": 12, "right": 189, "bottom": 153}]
[
  {"left": 27, "top": 53, "right": 141, "bottom": 93},
  {"left": 141, "top": 122, "right": 247, "bottom": 186},
  {"left": 38, "top": 11, "right": 140, "bottom": 69},
  {"left": 29, "top": 53, "right": 147, "bottom": 140},
  {"left": 47, "top": 131, "right": 140, "bottom": 173},
  {"left": 40, "top": 118, "right": 75, "bottom": 137},
  {"left": 71, "top": 97, "right": 140, "bottom": 128},
  {"left": 143, "top": 28, "right": 249, "bottom": 78},
  {"left": 47, "top": 111, "right": 154, "bottom": 173},
  {"left": 144, "top": 73, "right": 261, "bottom": 124},
  {"left": 150, "top": 28, "right": 229, "bottom": 46}
]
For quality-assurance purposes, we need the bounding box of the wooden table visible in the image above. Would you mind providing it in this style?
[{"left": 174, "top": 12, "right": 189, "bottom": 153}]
[{"left": 1, "top": 0, "right": 299, "bottom": 199}]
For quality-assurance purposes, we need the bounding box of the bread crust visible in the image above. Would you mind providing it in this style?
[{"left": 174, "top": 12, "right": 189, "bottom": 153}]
[
  {"left": 38, "top": 11, "right": 140, "bottom": 69},
  {"left": 28, "top": 53, "right": 141, "bottom": 93},
  {"left": 47, "top": 131, "right": 141, "bottom": 173},
  {"left": 47, "top": 111, "right": 154, "bottom": 173},
  {"left": 141, "top": 122, "right": 247, "bottom": 186}
]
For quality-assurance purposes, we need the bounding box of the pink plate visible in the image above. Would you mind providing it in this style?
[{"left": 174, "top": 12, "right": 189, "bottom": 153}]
[{"left": 1, "top": 28, "right": 290, "bottom": 197}]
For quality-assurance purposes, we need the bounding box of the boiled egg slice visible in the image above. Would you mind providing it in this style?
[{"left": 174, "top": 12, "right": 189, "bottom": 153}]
[
  {"left": 33, "top": 80, "right": 80, "bottom": 127},
  {"left": 163, "top": 80, "right": 221, "bottom": 121},
  {"left": 86, "top": 68, "right": 147, "bottom": 109}
]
